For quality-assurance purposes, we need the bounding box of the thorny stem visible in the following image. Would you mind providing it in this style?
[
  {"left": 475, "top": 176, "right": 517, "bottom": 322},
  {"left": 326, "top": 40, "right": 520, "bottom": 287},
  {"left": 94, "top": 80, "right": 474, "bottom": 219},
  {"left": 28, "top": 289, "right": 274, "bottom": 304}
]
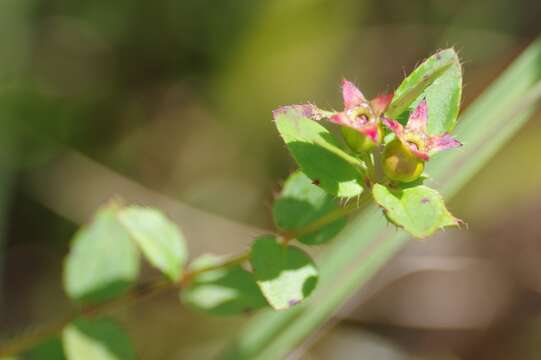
[{"left": 0, "top": 192, "right": 372, "bottom": 358}]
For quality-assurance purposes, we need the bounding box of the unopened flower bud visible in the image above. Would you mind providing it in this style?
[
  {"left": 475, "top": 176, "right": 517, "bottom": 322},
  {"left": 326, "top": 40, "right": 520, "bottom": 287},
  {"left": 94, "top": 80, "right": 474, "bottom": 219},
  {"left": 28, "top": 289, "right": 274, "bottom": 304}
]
[
  {"left": 341, "top": 123, "right": 382, "bottom": 153},
  {"left": 382, "top": 139, "right": 425, "bottom": 183}
]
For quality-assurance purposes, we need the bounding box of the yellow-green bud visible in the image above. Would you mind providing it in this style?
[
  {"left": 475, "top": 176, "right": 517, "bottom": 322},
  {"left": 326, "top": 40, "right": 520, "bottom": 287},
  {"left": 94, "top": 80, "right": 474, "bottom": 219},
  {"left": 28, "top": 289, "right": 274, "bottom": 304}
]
[
  {"left": 382, "top": 139, "right": 424, "bottom": 183},
  {"left": 341, "top": 124, "right": 382, "bottom": 154}
]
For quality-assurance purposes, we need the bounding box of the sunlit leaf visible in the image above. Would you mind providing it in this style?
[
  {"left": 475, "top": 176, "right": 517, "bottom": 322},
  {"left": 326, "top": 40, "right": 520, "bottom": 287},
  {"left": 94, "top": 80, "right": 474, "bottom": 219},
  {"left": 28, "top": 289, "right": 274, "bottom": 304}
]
[
  {"left": 372, "top": 184, "right": 460, "bottom": 238},
  {"left": 62, "top": 318, "right": 135, "bottom": 360},
  {"left": 273, "top": 171, "right": 346, "bottom": 245},
  {"left": 251, "top": 235, "right": 318, "bottom": 310},
  {"left": 118, "top": 206, "right": 187, "bottom": 282},
  {"left": 181, "top": 254, "right": 268, "bottom": 316},
  {"left": 274, "top": 108, "right": 364, "bottom": 198},
  {"left": 387, "top": 48, "right": 462, "bottom": 134},
  {"left": 424, "top": 59, "right": 462, "bottom": 134},
  {"left": 63, "top": 206, "right": 140, "bottom": 303}
]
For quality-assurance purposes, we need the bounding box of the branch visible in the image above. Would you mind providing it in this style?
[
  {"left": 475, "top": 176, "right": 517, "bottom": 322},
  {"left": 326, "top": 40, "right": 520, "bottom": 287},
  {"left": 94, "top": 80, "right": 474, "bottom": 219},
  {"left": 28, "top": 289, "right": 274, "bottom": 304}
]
[{"left": 0, "top": 194, "right": 371, "bottom": 357}]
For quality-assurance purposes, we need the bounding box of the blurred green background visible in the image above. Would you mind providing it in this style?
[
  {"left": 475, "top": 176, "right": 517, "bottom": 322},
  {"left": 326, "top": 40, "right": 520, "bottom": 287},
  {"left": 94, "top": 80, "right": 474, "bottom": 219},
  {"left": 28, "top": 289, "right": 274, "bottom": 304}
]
[{"left": 0, "top": 0, "right": 540, "bottom": 358}]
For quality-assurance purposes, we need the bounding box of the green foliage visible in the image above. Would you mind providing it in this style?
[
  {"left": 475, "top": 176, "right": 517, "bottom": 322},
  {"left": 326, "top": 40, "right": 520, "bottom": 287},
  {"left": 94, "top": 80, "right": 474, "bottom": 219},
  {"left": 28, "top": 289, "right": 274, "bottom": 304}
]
[
  {"left": 386, "top": 48, "right": 460, "bottom": 129},
  {"left": 423, "top": 58, "right": 462, "bottom": 135},
  {"left": 63, "top": 203, "right": 188, "bottom": 306},
  {"left": 62, "top": 318, "right": 135, "bottom": 360},
  {"left": 273, "top": 49, "right": 463, "bottom": 239},
  {"left": 13, "top": 37, "right": 541, "bottom": 360},
  {"left": 56, "top": 47, "right": 467, "bottom": 359},
  {"left": 251, "top": 236, "right": 318, "bottom": 310},
  {"left": 181, "top": 254, "right": 268, "bottom": 315},
  {"left": 274, "top": 108, "right": 364, "bottom": 198},
  {"left": 117, "top": 206, "right": 187, "bottom": 282},
  {"left": 221, "top": 38, "right": 541, "bottom": 360},
  {"left": 273, "top": 171, "right": 347, "bottom": 245},
  {"left": 63, "top": 205, "right": 140, "bottom": 303},
  {"left": 372, "top": 184, "right": 460, "bottom": 238}
]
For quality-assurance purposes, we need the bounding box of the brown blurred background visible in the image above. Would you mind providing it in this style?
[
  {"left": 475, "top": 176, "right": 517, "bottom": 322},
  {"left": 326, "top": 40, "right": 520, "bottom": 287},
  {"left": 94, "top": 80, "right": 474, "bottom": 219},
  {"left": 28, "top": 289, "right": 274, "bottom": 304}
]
[{"left": 0, "top": 0, "right": 540, "bottom": 358}]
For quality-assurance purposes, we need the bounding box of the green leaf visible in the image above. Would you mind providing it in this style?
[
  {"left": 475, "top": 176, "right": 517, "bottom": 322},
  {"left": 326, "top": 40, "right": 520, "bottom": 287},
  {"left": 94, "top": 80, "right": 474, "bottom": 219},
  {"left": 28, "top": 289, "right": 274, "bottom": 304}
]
[
  {"left": 63, "top": 206, "right": 140, "bottom": 303},
  {"left": 117, "top": 206, "right": 187, "bottom": 282},
  {"left": 372, "top": 184, "right": 460, "bottom": 238},
  {"left": 181, "top": 254, "right": 268, "bottom": 316},
  {"left": 274, "top": 108, "right": 364, "bottom": 198},
  {"left": 251, "top": 235, "right": 318, "bottom": 310},
  {"left": 273, "top": 171, "right": 347, "bottom": 245},
  {"left": 62, "top": 318, "right": 135, "bottom": 360},
  {"left": 424, "top": 59, "right": 462, "bottom": 134},
  {"left": 387, "top": 48, "right": 461, "bottom": 134},
  {"left": 220, "top": 38, "right": 541, "bottom": 360}
]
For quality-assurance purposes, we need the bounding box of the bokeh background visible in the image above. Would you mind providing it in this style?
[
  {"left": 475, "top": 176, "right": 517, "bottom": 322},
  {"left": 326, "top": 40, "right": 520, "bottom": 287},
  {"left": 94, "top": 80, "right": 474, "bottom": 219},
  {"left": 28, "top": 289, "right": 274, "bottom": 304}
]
[{"left": 0, "top": 0, "right": 540, "bottom": 359}]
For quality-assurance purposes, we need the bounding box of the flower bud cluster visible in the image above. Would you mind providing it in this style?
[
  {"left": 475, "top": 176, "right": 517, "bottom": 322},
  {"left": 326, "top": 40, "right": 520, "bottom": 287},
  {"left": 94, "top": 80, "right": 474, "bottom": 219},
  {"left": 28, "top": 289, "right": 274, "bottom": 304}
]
[{"left": 279, "top": 79, "right": 461, "bottom": 184}]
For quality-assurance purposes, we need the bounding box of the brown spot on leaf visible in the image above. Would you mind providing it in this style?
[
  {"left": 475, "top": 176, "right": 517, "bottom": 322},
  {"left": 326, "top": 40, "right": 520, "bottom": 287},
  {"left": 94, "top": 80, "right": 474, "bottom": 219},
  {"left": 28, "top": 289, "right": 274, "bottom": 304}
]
[
  {"left": 312, "top": 179, "right": 320, "bottom": 186},
  {"left": 243, "top": 308, "right": 253, "bottom": 315},
  {"left": 421, "top": 197, "right": 430, "bottom": 204}
]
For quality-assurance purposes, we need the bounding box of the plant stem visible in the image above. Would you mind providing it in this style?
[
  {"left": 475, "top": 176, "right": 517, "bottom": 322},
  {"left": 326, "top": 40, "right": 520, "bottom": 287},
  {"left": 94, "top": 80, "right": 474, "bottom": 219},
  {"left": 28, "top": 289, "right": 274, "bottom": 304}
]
[
  {"left": 282, "top": 191, "right": 371, "bottom": 241},
  {"left": 372, "top": 145, "right": 385, "bottom": 183},
  {"left": 0, "top": 279, "right": 174, "bottom": 357},
  {"left": 0, "top": 194, "right": 370, "bottom": 357},
  {"left": 360, "top": 152, "right": 375, "bottom": 182}
]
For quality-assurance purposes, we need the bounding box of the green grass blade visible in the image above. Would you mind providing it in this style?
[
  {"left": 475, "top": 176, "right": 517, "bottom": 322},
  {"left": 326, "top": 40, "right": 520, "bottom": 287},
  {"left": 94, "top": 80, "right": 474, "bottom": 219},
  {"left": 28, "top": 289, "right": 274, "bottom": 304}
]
[{"left": 220, "top": 37, "right": 541, "bottom": 360}]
